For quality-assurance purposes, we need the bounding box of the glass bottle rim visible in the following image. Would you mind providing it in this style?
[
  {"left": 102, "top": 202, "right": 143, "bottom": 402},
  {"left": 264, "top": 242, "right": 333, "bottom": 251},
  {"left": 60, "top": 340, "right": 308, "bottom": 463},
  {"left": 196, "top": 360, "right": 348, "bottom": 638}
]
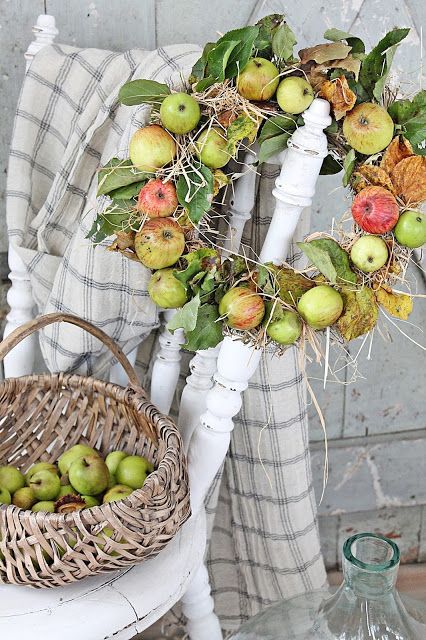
[{"left": 343, "top": 533, "right": 400, "bottom": 572}]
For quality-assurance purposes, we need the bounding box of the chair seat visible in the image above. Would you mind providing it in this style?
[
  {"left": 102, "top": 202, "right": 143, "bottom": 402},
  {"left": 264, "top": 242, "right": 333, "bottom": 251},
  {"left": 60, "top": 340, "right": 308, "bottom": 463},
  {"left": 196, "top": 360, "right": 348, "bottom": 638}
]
[{"left": 0, "top": 510, "right": 205, "bottom": 640}]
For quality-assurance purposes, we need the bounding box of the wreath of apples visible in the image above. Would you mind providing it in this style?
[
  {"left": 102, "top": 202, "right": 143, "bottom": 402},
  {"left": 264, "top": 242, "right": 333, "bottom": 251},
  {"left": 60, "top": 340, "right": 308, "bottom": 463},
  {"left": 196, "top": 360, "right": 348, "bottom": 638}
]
[{"left": 89, "top": 14, "right": 425, "bottom": 355}]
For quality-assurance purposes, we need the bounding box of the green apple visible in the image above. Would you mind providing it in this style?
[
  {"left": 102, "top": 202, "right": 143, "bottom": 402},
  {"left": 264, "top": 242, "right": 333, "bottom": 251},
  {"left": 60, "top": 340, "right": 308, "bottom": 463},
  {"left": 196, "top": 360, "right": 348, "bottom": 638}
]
[
  {"left": 148, "top": 268, "right": 188, "bottom": 308},
  {"left": 276, "top": 76, "right": 314, "bottom": 114},
  {"left": 237, "top": 57, "right": 279, "bottom": 101},
  {"left": 343, "top": 103, "right": 394, "bottom": 155},
  {"left": 160, "top": 92, "right": 201, "bottom": 134},
  {"left": 69, "top": 455, "right": 109, "bottom": 496},
  {"left": 58, "top": 444, "right": 99, "bottom": 476},
  {"left": 350, "top": 235, "right": 389, "bottom": 272},
  {"left": 297, "top": 285, "right": 343, "bottom": 330},
  {"left": 58, "top": 484, "right": 75, "bottom": 498},
  {"left": 107, "top": 472, "right": 117, "bottom": 489},
  {"left": 0, "top": 466, "right": 25, "bottom": 495},
  {"left": 195, "top": 127, "right": 230, "bottom": 168},
  {"left": 130, "top": 124, "right": 176, "bottom": 172},
  {"left": 12, "top": 487, "right": 36, "bottom": 509},
  {"left": 82, "top": 495, "right": 100, "bottom": 508},
  {"left": 29, "top": 470, "right": 61, "bottom": 501},
  {"left": 394, "top": 211, "right": 426, "bottom": 248},
  {"left": 116, "top": 455, "right": 153, "bottom": 490},
  {"left": 105, "top": 451, "right": 128, "bottom": 476},
  {"left": 103, "top": 485, "right": 133, "bottom": 504},
  {"left": 25, "top": 462, "right": 58, "bottom": 484},
  {"left": 266, "top": 310, "right": 302, "bottom": 345},
  {"left": 0, "top": 487, "right": 11, "bottom": 505},
  {"left": 32, "top": 501, "right": 55, "bottom": 513}
]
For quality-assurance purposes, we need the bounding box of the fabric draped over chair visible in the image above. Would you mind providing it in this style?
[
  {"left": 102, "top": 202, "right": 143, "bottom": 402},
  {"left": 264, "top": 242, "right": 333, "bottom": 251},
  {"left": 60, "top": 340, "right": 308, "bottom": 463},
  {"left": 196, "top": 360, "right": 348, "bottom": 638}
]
[{"left": 6, "top": 42, "right": 326, "bottom": 629}]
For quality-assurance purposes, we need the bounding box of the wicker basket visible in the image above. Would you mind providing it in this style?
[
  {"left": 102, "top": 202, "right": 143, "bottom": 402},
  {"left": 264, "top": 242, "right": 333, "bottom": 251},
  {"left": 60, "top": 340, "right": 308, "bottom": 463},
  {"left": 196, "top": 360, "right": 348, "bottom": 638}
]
[{"left": 0, "top": 313, "right": 191, "bottom": 588}]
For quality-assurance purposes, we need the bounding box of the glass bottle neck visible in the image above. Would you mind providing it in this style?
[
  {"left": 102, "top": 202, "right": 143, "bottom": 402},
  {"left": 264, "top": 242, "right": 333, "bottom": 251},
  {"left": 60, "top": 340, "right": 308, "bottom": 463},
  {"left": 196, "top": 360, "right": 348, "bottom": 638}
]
[{"left": 342, "top": 533, "right": 400, "bottom": 598}]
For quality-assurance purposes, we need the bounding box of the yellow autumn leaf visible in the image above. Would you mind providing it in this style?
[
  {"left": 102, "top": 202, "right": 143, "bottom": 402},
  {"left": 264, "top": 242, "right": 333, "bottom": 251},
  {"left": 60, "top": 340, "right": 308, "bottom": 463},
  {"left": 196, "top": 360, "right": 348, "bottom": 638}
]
[
  {"left": 351, "top": 164, "right": 395, "bottom": 194},
  {"left": 319, "top": 76, "right": 356, "bottom": 120},
  {"left": 299, "top": 42, "right": 352, "bottom": 64},
  {"left": 337, "top": 287, "right": 378, "bottom": 341},
  {"left": 380, "top": 135, "right": 413, "bottom": 175},
  {"left": 375, "top": 287, "right": 413, "bottom": 320},
  {"left": 213, "top": 169, "right": 229, "bottom": 196},
  {"left": 391, "top": 155, "right": 426, "bottom": 205}
]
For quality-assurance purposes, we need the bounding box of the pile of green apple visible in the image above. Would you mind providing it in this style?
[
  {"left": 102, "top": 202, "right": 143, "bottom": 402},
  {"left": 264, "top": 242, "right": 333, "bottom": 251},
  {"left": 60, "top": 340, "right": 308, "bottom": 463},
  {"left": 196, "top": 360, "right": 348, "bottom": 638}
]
[{"left": 0, "top": 445, "right": 153, "bottom": 514}]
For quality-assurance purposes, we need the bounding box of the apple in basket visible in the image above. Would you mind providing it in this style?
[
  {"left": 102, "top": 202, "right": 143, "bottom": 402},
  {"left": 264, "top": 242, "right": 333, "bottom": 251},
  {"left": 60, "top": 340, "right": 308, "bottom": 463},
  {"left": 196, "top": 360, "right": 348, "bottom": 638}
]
[
  {"left": 0, "top": 465, "right": 25, "bottom": 494},
  {"left": 58, "top": 444, "right": 100, "bottom": 476},
  {"left": 276, "top": 76, "right": 314, "bottom": 114},
  {"left": 116, "top": 455, "right": 154, "bottom": 489},
  {"left": 68, "top": 455, "right": 110, "bottom": 496},
  {"left": 160, "top": 92, "right": 201, "bottom": 134},
  {"left": 103, "top": 485, "right": 133, "bottom": 504},
  {"left": 297, "top": 285, "right": 343, "bottom": 330},
  {"left": 219, "top": 286, "right": 265, "bottom": 330},
  {"left": 343, "top": 103, "right": 394, "bottom": 155},
  {"left": 135, "top": 218, "right": 185, "bottom": 269},
  {"left": 129, "top": 124, "right": 176, "bottom": 172},
  {"left": 136, "top": 178, "right": 178, "bottom": 218},
  {"left": 350, "top": 235, "right": 389, "bottom": 273},
  {"left": 352, "top": 186, "right": 399, "bottom": 234},
  {"left": 237, "top": 57, "right": 280, "bottom": 101}
]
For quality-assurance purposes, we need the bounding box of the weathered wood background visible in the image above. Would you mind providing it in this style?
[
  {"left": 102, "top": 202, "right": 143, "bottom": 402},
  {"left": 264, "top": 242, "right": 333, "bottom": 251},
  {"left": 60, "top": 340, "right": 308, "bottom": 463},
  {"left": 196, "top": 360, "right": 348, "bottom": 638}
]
[{"left": 0, "top": 0, "right": 425, "bottom": 569}]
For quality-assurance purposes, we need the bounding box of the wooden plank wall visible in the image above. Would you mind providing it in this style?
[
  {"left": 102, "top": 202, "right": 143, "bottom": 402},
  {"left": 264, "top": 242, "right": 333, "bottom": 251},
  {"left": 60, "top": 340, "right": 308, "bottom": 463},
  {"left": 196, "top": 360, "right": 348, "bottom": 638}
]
[{"left": 0, "top": 0, "right": 425, "bottom": 569}]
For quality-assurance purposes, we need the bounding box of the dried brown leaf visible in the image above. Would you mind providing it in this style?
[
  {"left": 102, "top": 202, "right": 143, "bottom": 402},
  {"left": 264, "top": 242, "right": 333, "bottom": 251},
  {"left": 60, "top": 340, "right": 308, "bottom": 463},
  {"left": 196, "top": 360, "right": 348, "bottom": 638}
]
[
  {"left": 319, "top": 76, "right": 356, "bottom": 120},
  {"left": 375, "top": 287, "right": 413, "bottom": 320},
  {"left": 352, "top": 164, "right": 396, "bottom": 194},
  {"left": 380, "top": 135, "right": 413, "bottom": 175},
  {"left": 390, "top": 155, "right": 426, "bottom": 205},
  {"left": 299, "top": 42, "right": 352, "bottom": 64}
]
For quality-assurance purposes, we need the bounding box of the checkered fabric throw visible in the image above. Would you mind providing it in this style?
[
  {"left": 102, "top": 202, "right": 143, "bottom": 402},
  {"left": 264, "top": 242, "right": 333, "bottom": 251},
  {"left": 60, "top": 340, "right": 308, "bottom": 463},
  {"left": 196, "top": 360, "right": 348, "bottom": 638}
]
[{"left": 6, "top": 43, "right": 326, "bottom": 630}]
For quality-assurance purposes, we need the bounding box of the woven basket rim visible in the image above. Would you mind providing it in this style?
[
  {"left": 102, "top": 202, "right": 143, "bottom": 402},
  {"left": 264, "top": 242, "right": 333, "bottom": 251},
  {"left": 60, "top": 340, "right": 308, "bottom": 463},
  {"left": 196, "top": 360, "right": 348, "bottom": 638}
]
[{"left": 0, "top": 371, "right": 183, "bottom": 527}]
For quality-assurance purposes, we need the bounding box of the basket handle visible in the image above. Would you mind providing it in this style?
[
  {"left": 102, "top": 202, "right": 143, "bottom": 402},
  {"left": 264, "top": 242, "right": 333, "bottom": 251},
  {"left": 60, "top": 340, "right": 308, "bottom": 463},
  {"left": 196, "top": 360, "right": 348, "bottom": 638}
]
[{"left": 0, "top": 313, "right": 140, "bottom": 387}]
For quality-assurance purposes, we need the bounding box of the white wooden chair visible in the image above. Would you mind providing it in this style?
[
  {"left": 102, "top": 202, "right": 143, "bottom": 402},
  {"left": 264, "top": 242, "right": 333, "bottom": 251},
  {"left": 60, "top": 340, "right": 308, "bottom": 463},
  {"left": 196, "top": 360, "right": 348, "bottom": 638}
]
[{"left": 1, "top": 14, "right": 331, "bottom": 640}]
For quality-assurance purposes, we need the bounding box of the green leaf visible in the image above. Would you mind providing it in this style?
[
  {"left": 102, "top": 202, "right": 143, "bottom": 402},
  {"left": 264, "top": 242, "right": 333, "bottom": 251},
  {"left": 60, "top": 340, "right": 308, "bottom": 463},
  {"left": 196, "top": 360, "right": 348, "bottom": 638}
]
[
  {"left": 258, "top": 114, "right": 297, "bottom": 144},
  {"left": 183, "top": 303, "right": 223, "bottom": 351},
  {"left": 342, "top": 149, "right": 356, "bottom": 187},
  {"left": 118, "top": 79, "right": 171, "bottom": 106},
  {"left": 324, "top": 28, "right": 365, "bottom": 54},
  {"left": 308, "top": 238, "right": 357, "bottom": 284},
  {"left": 388, "top": 91, "right": 426, "bottom": 156},
  {"left": 258, "top": 132, "right": 291, "bottom": 163},
  {"left": 359, "top": 28, "right": 410, "bottom": 99},
  {"left": 195, "top": 76, "right": 217, "bottom": 92},
  {"left": 217, "top": 26, "right": 259, "bottom": 78},
  {"left": 268, "top": 265, "right": 314, "bottom": 305},
  {"left": 176, "top": 163, "right": 214, "bottom": 224},
  {"left": 86, "top": 206, "right": 133, "bottom": 244},
  {"left": 108, "top": 180, "right": 146, "bottom": 201},
  {"left": 254, "top": 14, "right": 284, "bottom": 54},
  {"left": 272, "top": 22, "right": 297, "bottom": 61},
  {"left": 167, "top": 295, "right": 201, "bottom": 333},
  {"left": 226, "top": 114, "right": 260, "bottom": 154},
  {"left": 174, "top": 248, "right": 219, "bottom": 286},
  {"left": 189, "top": 42, "right": 215, "bottom": 83},
  {"left": 337, "top": 287, "right": 378, "bottom": 341},
  {"left": 207, "top": 40, "right": 239, "bottom": 82},
  {"left": 320, "top": 154, "right": 342, "bottom": 175},
  {"left": 297, "top": 242, "right": 337, "bottom": 283},
  {"left": 97, "top": 158, "right": 150, "bottom": 197}
]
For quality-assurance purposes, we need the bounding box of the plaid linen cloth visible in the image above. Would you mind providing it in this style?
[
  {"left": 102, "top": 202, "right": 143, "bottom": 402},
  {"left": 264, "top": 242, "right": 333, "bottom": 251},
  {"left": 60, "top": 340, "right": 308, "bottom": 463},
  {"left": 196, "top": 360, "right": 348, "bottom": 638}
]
[{"left": 6, "top": 43, "right": 326, "bottom": 630}]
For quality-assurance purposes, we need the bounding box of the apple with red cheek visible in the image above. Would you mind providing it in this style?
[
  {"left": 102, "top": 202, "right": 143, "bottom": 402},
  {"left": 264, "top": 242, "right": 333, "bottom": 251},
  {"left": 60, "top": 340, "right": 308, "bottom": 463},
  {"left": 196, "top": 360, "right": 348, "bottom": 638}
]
[
  {"left": 352, "top": 186, "right": 399, "bottom": 234},
  {"left": 137, "top": 179, "right": 178, "bottom": 218},
  {"left": 135, "top": 218, "right": 185, "bottom": 270},
  {"left": 219, "top": 287, "right": 265, "bottom": 330}
]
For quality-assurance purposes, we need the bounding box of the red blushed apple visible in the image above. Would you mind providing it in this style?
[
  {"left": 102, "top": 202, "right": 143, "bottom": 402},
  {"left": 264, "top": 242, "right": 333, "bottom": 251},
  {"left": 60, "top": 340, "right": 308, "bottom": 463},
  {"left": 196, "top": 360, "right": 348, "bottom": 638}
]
[
  {"left": 135, "top": 218, "right": 185, "bottom": 269},
  {"left": 137, "top": 179, "right": 178, "bottom": 218},
  {"left": 352, "top": 186, "right": 399, "bottom": 234},
  {"left": 218, "top": 287, "right": 265, "bottom": 330}
]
